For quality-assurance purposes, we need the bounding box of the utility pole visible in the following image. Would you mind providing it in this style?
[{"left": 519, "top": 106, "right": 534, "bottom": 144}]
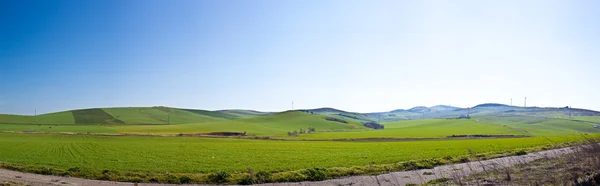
[
  {"left": 168, "top": 110, "right": 171, "bottom": 124},
  {"left": 510, "top": 98, "right": 512, "bottom": 106},
  {"left": 524, "top": 97, "right": 527, "bottom": 108},
  {"left": 292, "top": 101, "right": 294, "bottom": 110}
]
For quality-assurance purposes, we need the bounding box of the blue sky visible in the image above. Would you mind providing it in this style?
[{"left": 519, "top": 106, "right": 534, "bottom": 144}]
[{"left": 1, "top": 0, "right": 599, "bottom": 115}]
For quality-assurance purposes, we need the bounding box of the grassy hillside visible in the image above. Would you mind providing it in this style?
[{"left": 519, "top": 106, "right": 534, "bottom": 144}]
[
  {"left": 73, "top": 109, "right": 124, "bottom": 124},
  {"left": 2, "top": 105, "right": 600, "bottom": 139},
  {"left": 0, "top": 111, "right": 75, "bottom": 124},
  {"left": 181, "top": 109, "right": 241, "bottom": 120},
  {"left": 303, "top": 108, "right": 375, "bottom": 122},
  {"left": 475, "top": 114, "right": 600, "bottom": 136},
  {"left": 299, "top": 119, "right": 527, "bottom": 139},
  {"left": 0, "top": 124, "right": 117, "bottom": 133},
  {"left": 0, "top": 107, "right": 253, "bottom": 125},
  {"left": 103, "top": 107, "right": 226, "bottom": 124},
  {"left": 115, "top": 111, "right": 365, "bottom": 136},
  {"left": 217, "top": 109, "right": 272, "bottom": 118}
]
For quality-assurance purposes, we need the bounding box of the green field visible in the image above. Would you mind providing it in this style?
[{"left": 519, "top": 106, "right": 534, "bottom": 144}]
[
  {"left": 0, "top": 133, "right": 584, "bottom": 174},
  {"left": 1, "top": 105, "right": 600, "bottom": 184},
  {"left": 298, "top": 119, "right": 528, "bottom": 139}
]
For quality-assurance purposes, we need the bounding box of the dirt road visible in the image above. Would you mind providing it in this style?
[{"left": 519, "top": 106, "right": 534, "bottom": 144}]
[{"left": 0, "top": 145, "right": 577, "bottom": 186}]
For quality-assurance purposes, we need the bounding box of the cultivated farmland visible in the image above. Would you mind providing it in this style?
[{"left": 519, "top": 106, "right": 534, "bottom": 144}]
[{"left": 1, "top": 104, "right": 600, "bottom": 184}]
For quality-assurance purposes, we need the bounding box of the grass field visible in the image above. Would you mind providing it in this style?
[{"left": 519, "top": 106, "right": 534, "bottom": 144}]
[
  {"left": 1, "top": 106, "right": 600, "bottom": 184},
  {"left": 0, "top": 133, "right": 585, "bottom": 174}
]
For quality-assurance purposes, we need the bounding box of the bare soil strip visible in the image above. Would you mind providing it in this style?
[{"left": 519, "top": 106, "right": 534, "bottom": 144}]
[{"left": 0, "top": 145, "right": 579, "bottom": 186}]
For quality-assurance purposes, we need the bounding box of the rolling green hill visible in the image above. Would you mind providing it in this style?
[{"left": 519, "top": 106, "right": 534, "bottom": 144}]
[
  {"left": 1, "top": 104, "right": 599, "bottom": 139},
  {"left": 0, "top": 107, "right": 270, "bottom": 125},
  {"left": 299, "top": 118, "right": 528, "bottom": 139},
  {"left": 475, "top": 114, "right": 600, "bottom": 136},
  {"left": 302, "top": 108, "right": 375, "bottom": 122},
  {"left": 0, "top": 111, "right": 75, "bottom": 124},
  {"left": 216, "top": 109, "right": 272, "bottom": 118},
  {"left": 115, "top": 111, "right": 365, "bottom": 136},
  {"left": 102, "top": 107, "right": 227, "bottom": 124}
]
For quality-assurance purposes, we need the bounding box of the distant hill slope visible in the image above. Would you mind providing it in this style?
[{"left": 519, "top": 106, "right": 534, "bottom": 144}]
[
  {"left": 476, "top": 114, "right": 600, "bottom": 136},
  {"left": 301, "top": 108, "right": 375, "bottom": 122},
  {"left": 0, "top": 107, "right": 272, "bottom": 125},
  {"left": 115, "top": 111, "right": 366, "bottom": 136},
  {"left": 303, "top": 118, "right": 529, "bottom": 139},
  {"left": 3, "top": 103, "right": 597, "bottom": 124},
  {"left": 363, "top": 104, "right": 600, "bottom": 122},
  {"left": 1, "top": 106, "right": 599, "bottom": 138},
  {"left": 216, "top": 109, "right": 272, "bottom": 119},
  {"left": 102, "top": 107, "right": 229, "bottom": 124},
  {"left": 0, "top": 111, "right": 76, "bottom": 124}
]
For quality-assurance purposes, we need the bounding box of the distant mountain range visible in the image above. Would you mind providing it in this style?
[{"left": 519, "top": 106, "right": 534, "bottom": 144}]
[{"left": 306, "top": 103, "right": 600, "bottom": 122}]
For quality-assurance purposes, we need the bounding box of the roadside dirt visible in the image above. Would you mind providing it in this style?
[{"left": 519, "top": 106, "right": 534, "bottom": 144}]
[{"left": 0, "top": 145, "right": 578, "bottom": 186}]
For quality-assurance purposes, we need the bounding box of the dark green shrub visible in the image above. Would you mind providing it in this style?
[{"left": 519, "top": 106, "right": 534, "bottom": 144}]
[
  {"left": 179, "top": 175, "right": 191, "bottom": 184},
  {"left": 33, "top": 167, "right": 54, "bottom": 175},
  {"left": 272, "top": 171, "right": 305, "bottom": 182},
  {"left": 402, "top": 161, "right": 419, "bottom": 170},
  {"left": 237, "top": 175, "right": 255, "bottom": 185},
  {"left": 514, "top": 150, "right": 527, "bottom": 156},
  {"left": 67, "top": 167, "right": 80, "bottom": 172},
  {"left": 238, "top": 169, "right": 273, "bottom": 185},
  {"left": 255, "top": 171, "right": 272, "bottom": 183},
  {"left": 118, "top": 176, "right": 143, "bottom": 183},
  {"left": 163, "top": 174, "right": 179, "bottom": 184},
  {"left": 302, "top": 168, "right": 327, "bottom": 181},
  {"left": 427, "top": 178, "right": 451, "bottom": 184},
  {"left": 208, "top": 171, "right": 230, "bottom": 184}
]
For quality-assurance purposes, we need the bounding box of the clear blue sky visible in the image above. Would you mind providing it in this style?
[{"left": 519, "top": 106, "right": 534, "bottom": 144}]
[{"left": 1, "top": 0, "right": 599, "bottom": 115}]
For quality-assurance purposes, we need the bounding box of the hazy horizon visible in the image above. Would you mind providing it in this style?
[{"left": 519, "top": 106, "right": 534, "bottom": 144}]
[{"left": 2, "top": 0, "right": 599, "bottom": 115}]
